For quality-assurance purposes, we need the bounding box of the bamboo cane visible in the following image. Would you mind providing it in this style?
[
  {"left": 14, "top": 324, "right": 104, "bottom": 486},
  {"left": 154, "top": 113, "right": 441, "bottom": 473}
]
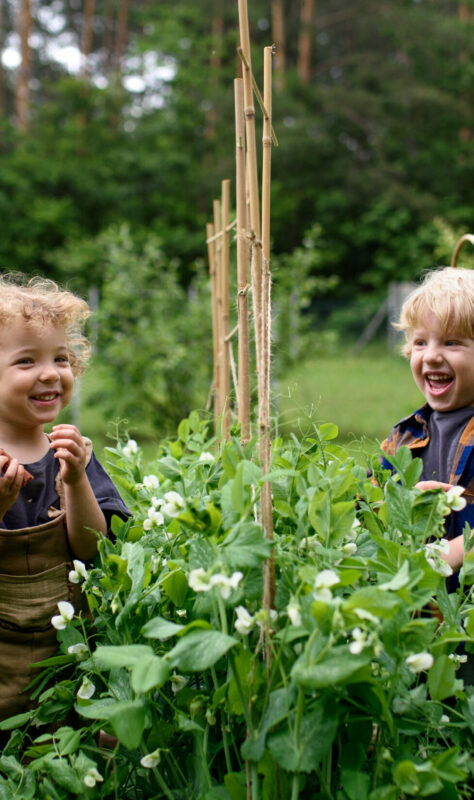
[
  {"left": 237, "top": 0, "right": 263, "bottom": 390},
  {"left": 261, "top": 45, "right": 275, "bottom": 613},
  {"left": 221, "top": 178, "right": 231, "bottom": 439},
  {"left": 235, "top": 78, "right": 251, "bottom": 443},
  {"left": 206, "top": 221, "right": 219, "bottom": 427},
  {"left": 213, "top": 199, "right": 223, "bottom": 428}
]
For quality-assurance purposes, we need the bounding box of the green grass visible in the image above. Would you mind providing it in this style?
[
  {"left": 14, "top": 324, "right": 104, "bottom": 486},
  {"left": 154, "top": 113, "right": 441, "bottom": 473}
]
[{"left": 276, "top": 346, "right": 424, "bottom": 448}]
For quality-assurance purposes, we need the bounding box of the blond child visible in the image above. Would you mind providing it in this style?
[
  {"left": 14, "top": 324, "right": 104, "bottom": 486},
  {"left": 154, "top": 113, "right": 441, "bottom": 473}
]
[
  {"left": 381, "top": 266, "right": 474, "bottom": 574},
  {"left": 0, "top": 274, "right": 128, "bottom": 720}
]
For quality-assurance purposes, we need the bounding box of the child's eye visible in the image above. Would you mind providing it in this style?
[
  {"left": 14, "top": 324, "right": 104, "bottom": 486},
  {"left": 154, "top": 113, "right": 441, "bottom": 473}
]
[
  {"left": 413, "top": 339, "right": 426, "bottom": 347},
  {"left": 445, "top": 340, "right": 460, "bottom": 347},
  {"left": 15, "top": 357, "right": 33, "bottom": 365},
  {"left": 55, "top": 355, "right": 69, "bottom": 363}
]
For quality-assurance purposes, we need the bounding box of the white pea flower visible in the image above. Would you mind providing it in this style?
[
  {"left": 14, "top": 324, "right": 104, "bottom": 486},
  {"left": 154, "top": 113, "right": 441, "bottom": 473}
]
[
  {"left": 445, "top": 486, "right": 467, "bottom": 512},
  {"left": 349, "top": 627, "right": 366, "bottom": 655},
  {"left": 341, "top": 542, "right": 358, "bottom": 556},
  {"left": 143, "top": 474, "right": 160, "bottom": 490},
  {"left": 140, "top": 749, "right": 161, "bottom": 769},
  {"left": 77, "top": 677, "right": 96, "bottom": 700},
  {"left": 68, "top": 642, "right": 88, "bottom": 658},
  {"left": 171, "top": 673, "right": 188, "bottom": 693},
  {"left": 315, "top": 569, "right": 340, "bottom": 589},
  {"left": 51, "top": 601, "right": 75, "bottom": 630},
  {"left": 313, "top": 569, "right": 339, "bottom": 602},
  {"left": 145, "top": 508, "right": 165, "bottom": 529},
  {"left": 199, "top": 451, "right": 215, "bottom": 463},
  {"left": 424, "top": 539, "right": 453, "bottom": 577},
  {"left": 234, "top": 605, "right": 255, "bottom": 635},
  {"left": 176, "top": 609, "right": 187, "bottom": 617},
  {"left": 123, "top": 439, "right": 138, "bottom": 457},
  {"left": 354, "top": 608, "right": 380, "bottom": 625},
  {"left": 287, "top": 600, "right": 302, "bottom": 627},
  {"left": 405, "top": 651, "right": 434, "bottom": 673},
  {"left": 209, "top": 571, "right": 243, "bottom": 599},
  {"left": 83, "top": 767, "right": 103, "bottom": 788},
  {"left": 151, "top": 496, "right": 164, "bottom": 508},
  {"left": 449, "top": 653, "right": 467, "bottom": 665},
  {"left": 68, "top": 559, "right": 88, "bottom": 584},
  {"left": 162, "top": 491, "right": 185, "bottom": 517},
  {"left": 440, "top": 714, "right": 450, "bottom": 725},
  {"left": 188, "top": 568, "right": 212, "bottom": 592}
]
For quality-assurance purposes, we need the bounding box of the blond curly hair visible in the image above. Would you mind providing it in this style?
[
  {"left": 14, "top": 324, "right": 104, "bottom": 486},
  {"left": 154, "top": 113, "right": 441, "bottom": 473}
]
[
  {"left": 398, "top": 266, "right": 474, "bottom": 357},
  {"left": 0, "top": 274, "right": 91, "bottom": 375}
]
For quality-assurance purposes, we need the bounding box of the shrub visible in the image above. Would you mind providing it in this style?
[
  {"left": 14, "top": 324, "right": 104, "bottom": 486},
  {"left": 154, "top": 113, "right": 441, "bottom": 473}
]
[{"left": 1, "top": 416, "right": 473, "bottom": 798}]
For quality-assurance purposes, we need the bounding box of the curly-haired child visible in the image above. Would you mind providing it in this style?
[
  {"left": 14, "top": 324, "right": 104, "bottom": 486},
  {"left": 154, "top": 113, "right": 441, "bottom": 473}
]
[{"left": 0, "top": 274, "right": 129, "bottom": 720}]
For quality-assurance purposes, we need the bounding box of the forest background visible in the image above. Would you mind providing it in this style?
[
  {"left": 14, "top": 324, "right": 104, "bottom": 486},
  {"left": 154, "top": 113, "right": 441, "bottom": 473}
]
[{"left": 0, "top": 0, "right": 473, "bottom": 451}]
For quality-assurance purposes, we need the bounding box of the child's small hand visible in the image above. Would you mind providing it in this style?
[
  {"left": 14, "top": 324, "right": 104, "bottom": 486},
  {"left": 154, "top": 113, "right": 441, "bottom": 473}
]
[
  {"left": 415, "top": 480, "right": 453, "bottom": 492},
  {"left": 0, "top": 455, "right": 25, "bottom": 515},
  {"left": 49, "top": 424, "right": 87, "bottom": 485}
]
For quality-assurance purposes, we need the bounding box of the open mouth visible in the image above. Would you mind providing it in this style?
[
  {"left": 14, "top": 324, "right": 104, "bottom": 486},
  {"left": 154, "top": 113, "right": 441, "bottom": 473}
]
[
  {"left": 31, "top": 393, "right": 60, "bottom": 404},
  {"left": 424, "top": 373, "right": 453, "bottom": 395}
]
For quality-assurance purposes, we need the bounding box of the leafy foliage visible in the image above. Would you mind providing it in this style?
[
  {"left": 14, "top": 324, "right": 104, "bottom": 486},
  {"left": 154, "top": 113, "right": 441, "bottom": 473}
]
[{"left": 1, "top": 418, "right": 474, "bottom": 798}]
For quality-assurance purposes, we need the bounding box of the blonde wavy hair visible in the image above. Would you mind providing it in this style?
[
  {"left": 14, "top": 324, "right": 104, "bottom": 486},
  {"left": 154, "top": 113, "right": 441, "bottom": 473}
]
[
  {"left": 0, "top": 274, "right": 91, "bottom": 375},
  {"left": 397, "top": 266, "right": 474, "bottom": 357}
]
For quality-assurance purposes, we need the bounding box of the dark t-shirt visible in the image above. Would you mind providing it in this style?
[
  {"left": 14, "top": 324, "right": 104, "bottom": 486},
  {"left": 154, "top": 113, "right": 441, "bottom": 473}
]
[
  {"left": 0, "top": 448, "right": 129, "bottom": 530},
  {"left": 421, "top": 407, "right": 474, "bottom": 484}
]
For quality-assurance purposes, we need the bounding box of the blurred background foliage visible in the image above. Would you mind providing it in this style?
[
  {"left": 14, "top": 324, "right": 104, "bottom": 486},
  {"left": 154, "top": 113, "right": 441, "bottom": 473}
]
[{"left": 0, "top": 0, "right": 473, "bottom": 444}]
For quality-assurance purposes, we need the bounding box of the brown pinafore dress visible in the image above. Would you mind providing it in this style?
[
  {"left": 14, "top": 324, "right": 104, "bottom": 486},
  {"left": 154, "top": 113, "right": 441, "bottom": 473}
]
[{"left": 0, "top": 441, "right": 92, "bottom": 720}]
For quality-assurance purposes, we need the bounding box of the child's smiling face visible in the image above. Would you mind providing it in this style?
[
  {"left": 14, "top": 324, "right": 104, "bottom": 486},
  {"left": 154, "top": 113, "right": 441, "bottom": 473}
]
[
  {"left": 410, "top": 311, "right": 474, "bottom": 412},
  {"left": 0, "top": 318, "right": 74, "bottom": 435}
]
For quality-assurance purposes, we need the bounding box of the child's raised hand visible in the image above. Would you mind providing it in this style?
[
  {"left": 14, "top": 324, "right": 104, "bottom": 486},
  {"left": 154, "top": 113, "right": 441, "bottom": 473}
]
[
  {"left": 0, "top": 455, "right": 25, "bottom": 516},
  {"left": 415, "top": 480, "right": 453, "bottom": 492},
  {"left": 49, "top": 424, "right": 87, "bottom": 485}
]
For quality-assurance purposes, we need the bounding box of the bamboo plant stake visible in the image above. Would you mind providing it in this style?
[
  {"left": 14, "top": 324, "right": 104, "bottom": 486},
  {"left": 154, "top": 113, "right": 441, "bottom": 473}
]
[
  {"left": 237, "top": 0, "right": 264, "bottom": 387},
  {"left": 260, "top": 45, "right": 275, "bottom": 612},
  {"left": 220, "top": 178, "right": 231, "bottom": 440},
  {"left": 213, "top": 198, "right": 223, "bottom": 430},
  {"left": 234, "top": 78, "right": 251, "bottom": 443},
  {"left": 206, "top": 221, "right": 219, "bottom": 427}
]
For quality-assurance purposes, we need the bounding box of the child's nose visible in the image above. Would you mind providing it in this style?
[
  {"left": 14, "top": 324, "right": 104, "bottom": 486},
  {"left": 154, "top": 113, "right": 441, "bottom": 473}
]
[
  {"left": 424, "top": 342, "right": 443, "bottom": 362},
  {"left": 39, "top": 363, "right": 60, "bottom": 381}
]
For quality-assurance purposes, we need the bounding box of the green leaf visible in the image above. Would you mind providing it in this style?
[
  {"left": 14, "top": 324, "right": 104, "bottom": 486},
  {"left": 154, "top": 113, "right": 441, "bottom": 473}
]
[
  {"left": 343, "top": 587, "right": 401, "bottom": 619},
  {"left": 169, "top": 629, "right": 237, "bottom": 671},
  {"left": 291, "top": 645, "right": 372, "bottom": 689},
  {"left": 393, "top": 760, "right": 443, "bottom": 797},
  {"left": 341, "top": 768, "right": 370, "bottom": 800},
  {"left": 0, "top": 711, "right": 32, "bottom": 730},
  {"left": 131, "top": 654, "right": 170, "bottom": 693},
  {"left": 223, "top": 522, "right": 272, "bottom": 568},
  {"left": 93, "top": 644, "right": 154, "bottom": 670},
  {"left": 267, "top": 698, "right": 341, "bottom": 772},
  {"left": 241, "top": 688, "right": 292, "bottom": 761},
  {"left": 109, "top": 701, "right": 146, "bottom": 748},
  {"left": 162, "top": 569, "right": 188, "bottom": 606},
  {"left": 142, "top": 616, "right": 185, "bottom": 639},
  {"left": 428, "top": 655, "right": 462, "bottom": 701}
]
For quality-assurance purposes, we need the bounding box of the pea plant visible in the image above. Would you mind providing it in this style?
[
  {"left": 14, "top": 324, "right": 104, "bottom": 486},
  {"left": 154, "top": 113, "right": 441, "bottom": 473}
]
[{"left": 1, "top": 413, "right": 474, "bottom": 799}]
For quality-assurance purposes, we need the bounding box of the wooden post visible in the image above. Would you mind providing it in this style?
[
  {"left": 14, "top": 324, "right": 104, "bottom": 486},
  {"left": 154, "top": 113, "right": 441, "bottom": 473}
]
[
  {"left": 213, "top": 199, "right": 223, "bottom": 428},
  {"left": 261, "top": 45, "right": 275, "bottom": 613},
  {"left": 220, "top": 179, "right": 231, "bottom": 439},
  {"left": 207, "top": 221, "right": 219, "bottom": 429},
  {"left": 235, "top": 78, "right": 251, "bottom": 443},
  {"left": 81, "top": 0, "right": 96, "bottom": 76},
  {"left": 238, "top": 0, "right": 263, "bottom": 390}
]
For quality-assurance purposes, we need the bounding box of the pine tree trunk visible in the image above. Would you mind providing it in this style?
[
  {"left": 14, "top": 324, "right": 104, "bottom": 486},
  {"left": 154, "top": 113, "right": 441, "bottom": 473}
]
[
  {"left": 16, "top": 0, "right": 31, "bottom": 131},
  {"left": 298, "top": 0, "right": 315, "bottom": 84},
  {"left": 0, "top": 0, "right": 5, "bottom": 116},
  {"left": 271, "top": 0, "right": 286, "bottom": 91},
  {"left": 114, "top": 0, "right": 130, "bottom": 70},
  {"left": 81, "top": 0, "right": 96, "bottom": 76},
  {"left": 102, "top": 0, "right": 114, "bottom": 76},
  {"left": 205, "top": 1, "right": 223, "bottom": 138}
]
